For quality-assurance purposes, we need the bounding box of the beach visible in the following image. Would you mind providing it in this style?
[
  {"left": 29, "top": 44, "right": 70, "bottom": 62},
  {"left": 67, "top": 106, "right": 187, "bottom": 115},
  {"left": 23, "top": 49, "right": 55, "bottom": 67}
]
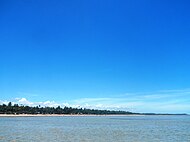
[{"left": 0, "top": 114, "right": 144, "bottom": 117}]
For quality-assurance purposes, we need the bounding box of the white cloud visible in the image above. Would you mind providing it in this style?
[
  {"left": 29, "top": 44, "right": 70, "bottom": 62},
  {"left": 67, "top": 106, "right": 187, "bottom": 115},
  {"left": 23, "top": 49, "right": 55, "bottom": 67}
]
[
  {"left": 0, "top": 100, "right": 9, "bottom": 105},
  {"left": 17, "top": 98, "right": 33, "bottom": 105},
  {"left": 70, "top": 89, "right": 190, "bottom": 113},
  {"left": 0, "top": 88, "right": 190, "bottom": 113},
  {"left": 0, "top": 98, "right": 61, "bottom": 108},
  {"left": 40, "top": 101, "right": 59, "bottom": 107}
]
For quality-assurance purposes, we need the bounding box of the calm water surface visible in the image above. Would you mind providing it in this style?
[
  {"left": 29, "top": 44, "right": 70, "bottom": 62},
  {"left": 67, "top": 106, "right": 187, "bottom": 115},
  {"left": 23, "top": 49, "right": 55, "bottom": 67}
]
[{"left": 0, "top": 115, "right": 190, "bottom": 142}]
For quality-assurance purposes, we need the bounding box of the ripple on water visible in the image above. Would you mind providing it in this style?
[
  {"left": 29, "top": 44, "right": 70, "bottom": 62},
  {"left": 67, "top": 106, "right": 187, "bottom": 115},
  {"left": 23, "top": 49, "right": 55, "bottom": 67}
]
[{"left": 0, "top": 115, "right": 190, "bottom": 142}]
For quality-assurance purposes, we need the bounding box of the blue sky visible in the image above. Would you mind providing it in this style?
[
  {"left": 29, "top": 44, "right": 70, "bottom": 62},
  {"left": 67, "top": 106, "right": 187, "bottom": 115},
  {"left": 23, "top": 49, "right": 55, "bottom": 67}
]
[{"left": 1, "top": 0, "right": 190, "bottom": 113}]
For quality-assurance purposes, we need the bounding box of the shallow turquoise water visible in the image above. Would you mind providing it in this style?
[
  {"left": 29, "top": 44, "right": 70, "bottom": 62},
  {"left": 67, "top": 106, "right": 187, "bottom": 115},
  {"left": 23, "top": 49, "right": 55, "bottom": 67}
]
[{"left": 0, "top": 115, "right": 190, "bottom": 142}]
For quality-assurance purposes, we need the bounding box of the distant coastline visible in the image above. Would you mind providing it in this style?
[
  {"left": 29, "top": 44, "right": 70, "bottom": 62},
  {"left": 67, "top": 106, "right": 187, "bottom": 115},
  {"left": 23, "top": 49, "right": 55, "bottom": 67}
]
[
  {"left": 0, "top": 114, "right": 140, "bottom": 117},
  {"left": 0, "top": 102, "right": 132, "bottom": 115},
  {"left": 0, "top": 113, "right": 188, "bottom": 117},
  {"left": 0, "top": 102, "right": 188, "bottom": 116}
]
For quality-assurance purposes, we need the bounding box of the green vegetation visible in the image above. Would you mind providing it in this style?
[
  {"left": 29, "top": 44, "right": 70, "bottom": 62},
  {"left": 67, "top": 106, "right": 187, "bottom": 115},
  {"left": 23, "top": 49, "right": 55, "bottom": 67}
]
[{"left": 0, "top": 102, "right": 133, "bottom": 115}]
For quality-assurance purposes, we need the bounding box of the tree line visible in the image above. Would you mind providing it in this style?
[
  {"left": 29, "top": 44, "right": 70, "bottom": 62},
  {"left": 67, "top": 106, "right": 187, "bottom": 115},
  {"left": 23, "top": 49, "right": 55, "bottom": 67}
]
[{"left": 0, "top": 102, "right": 133, "bottom": 115}]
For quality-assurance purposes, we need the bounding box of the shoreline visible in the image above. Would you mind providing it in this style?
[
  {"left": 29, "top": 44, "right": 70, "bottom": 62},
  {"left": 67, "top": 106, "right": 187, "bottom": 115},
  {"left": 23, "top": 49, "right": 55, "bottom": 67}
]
[
  {"left": 0, "top": 114, "right": 145, "bottom": 117},
  {"left": 0, "top": 114, "right": 187, "bottom": 117}
]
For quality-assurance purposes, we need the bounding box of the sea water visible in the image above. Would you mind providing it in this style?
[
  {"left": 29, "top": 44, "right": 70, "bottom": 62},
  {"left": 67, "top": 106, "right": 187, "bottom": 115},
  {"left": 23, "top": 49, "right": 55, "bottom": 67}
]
[{"left": 0, "top": 115, "right": 190, "bottom": 142}]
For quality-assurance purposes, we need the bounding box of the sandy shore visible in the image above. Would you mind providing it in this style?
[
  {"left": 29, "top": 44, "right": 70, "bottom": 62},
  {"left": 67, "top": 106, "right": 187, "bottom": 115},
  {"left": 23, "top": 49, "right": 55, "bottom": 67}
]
[{"left": 0, "top": 114, "right": 144, "bottom": 117}]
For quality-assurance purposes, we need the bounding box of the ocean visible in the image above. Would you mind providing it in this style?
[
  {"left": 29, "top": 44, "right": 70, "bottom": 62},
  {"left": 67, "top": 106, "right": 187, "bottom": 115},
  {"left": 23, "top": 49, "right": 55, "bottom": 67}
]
[{"left": 0, "top": 115, "right": 190, "bottom": 142}]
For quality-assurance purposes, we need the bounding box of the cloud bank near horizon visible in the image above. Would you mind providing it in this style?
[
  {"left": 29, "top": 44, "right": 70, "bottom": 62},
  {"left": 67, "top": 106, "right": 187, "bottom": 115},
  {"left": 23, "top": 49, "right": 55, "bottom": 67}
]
[{"left": 1, "top": 89, "right": 190, "bottom": 114}]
